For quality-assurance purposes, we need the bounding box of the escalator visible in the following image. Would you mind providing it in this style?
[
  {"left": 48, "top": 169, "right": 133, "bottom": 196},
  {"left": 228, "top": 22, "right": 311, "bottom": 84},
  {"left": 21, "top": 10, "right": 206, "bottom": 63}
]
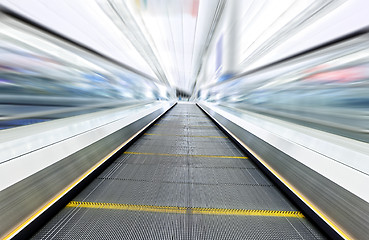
[{"left": 31, "top": 103, "right": 325, "bottom": 239}]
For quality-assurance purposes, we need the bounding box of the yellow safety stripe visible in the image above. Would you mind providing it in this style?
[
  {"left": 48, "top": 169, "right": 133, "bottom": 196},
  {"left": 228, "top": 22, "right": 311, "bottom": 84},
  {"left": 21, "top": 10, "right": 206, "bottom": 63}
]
[
  {"left": 67, "top": 201, "right": 304, "bottom": 218},
  {"left": 144, "top": 133, "right": 227, "bottom": 138},
  {"left": 165, "top": 114, "right": 206, "bottom": 117},
  {"left": 154, "top": 124, "right": 214, "bottom": 128}
]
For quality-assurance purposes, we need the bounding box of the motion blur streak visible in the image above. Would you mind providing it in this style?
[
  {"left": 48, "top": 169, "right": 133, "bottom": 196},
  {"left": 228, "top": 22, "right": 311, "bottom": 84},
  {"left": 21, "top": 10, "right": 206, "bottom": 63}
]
[
  {"left": 197, "top": 30, "right": 369, "bottom": 142},
  {"left": 0, "top": 10, "right": 173, "bottom": 130},
  {"left": 0, "top": 1, "right": 369, "bottom": 239},
  {"left": 2, "top": 0, "right": 368, "bottom": 134}
]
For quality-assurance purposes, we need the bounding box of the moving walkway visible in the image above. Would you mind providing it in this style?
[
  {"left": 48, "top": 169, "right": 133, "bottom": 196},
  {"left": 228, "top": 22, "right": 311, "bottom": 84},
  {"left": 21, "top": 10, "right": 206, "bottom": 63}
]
[{"left": 30, "top": 103, "right": 325, "bottom": 239}]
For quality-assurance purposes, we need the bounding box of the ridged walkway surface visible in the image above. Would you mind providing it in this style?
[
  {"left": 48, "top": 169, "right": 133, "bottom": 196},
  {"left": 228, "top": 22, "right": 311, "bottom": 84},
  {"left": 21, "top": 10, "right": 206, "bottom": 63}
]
[{"left": 33, "top": 103, "right": 326, "bottom": 239}]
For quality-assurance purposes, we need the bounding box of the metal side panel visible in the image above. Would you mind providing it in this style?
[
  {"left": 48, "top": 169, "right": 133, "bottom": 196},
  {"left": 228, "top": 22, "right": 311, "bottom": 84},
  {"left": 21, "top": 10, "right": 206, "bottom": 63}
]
[
  {"left": 0, "top": 101, "right": 175, "bottom": 240},
  {"left": 198, "top": 103, "right": 369, "bottom": 240}
]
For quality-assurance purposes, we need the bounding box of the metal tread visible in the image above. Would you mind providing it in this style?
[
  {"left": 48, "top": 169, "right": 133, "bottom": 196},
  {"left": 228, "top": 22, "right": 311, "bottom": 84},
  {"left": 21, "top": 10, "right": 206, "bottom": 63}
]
[{"left": 32, "top": 103, "right": 326, "bottom": 239}]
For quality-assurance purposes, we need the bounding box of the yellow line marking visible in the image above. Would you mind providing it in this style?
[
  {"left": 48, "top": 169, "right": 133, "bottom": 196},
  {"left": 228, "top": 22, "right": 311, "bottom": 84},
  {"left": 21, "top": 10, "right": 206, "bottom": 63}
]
[
  {"left": 197, "top": 104, "right": 352, "bottom": 240},
  {"left": 166, "top": 114, "right": 207, "bottom": 117},
  {"left": 124, "top": 151, "right": 248, "bottom": 159},
  {"left": 154, "top": 124, "right": 214, "bottom": 128},
  {"left": 1, "top": 104, "right": 176, "bottom": 240},
  {"left": 67, "top": 201, "right": 304, "bottom": 218},
  {"left": 144, "top": 133, "right": 227, "bottom": 138},
  {"left": 188, "top": 125, "right": 215, "bottom": 128}
]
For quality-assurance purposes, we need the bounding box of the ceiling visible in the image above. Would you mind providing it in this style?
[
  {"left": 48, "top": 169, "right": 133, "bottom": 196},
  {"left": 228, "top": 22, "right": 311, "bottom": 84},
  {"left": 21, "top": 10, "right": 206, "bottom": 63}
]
[
  {"left": 0, "top": 0, "right": 224, "bottom": 93},
  {"left": 1, "top": 0, "right": 368, "bottom": 95}
]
